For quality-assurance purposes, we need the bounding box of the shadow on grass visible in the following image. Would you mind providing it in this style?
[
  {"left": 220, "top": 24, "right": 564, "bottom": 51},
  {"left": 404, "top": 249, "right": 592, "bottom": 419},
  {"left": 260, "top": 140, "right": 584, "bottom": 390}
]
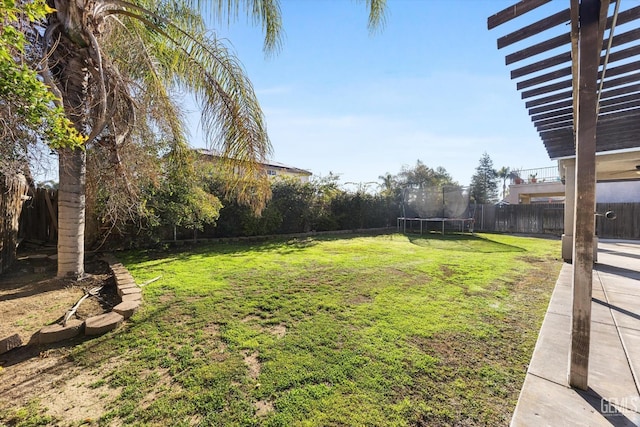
[
  {"left": 117, "top": 231, "right": 397, "bottom": 265},
  {"left": 406, "top": 233, "right": 527, "bottom": 253}
]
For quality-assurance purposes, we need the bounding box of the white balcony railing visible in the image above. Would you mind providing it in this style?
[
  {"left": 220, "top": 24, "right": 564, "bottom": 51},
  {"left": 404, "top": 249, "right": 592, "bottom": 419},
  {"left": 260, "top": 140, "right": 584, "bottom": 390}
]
[{"left": 510, "top": 166, "right": 561, "bottom": 185}]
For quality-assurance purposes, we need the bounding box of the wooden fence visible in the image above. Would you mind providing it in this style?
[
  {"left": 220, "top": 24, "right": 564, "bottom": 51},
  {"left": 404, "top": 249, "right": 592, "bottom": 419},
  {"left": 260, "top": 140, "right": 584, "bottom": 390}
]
[
  {"left": 12, "top": 190, "right": 640, "bottom": 250},
  {"left": 18, "top": 187, "right": 58, "bottom": 244},
  {"left": 596, "top": 202, "right": 640, "bottom": 239},
  {"left": 472, "top": 203, "right": 565, "bottom": 235},
  {"left": 472, "top": 202, "right": 640, "bottom": 239},
  {"left": 0, "top": 174, "right": 29, "bottom": 274}
]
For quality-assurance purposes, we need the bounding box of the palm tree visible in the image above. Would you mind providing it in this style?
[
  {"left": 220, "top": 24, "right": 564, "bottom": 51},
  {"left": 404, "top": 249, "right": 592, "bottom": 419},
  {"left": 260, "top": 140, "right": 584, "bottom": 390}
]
[
  {"left": 378, "top": 172, "right": 397, "bottom": 226},
  {"left": 40, "top": 0, "right": 281, "bottom": 278},
  {"left": 496, "top": 166, "right": 511, "bottom": 201},
  {"left": 36, "top": 0, "right": 386, "bottom": 278},
  {"left": 378, "top": 172, "right": 395, "bottom": 198}
]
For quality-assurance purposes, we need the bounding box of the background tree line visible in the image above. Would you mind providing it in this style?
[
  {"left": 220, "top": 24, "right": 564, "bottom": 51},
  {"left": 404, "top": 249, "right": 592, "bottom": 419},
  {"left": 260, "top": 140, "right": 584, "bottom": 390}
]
[
  {"left": 100, "top": 158, "right": 468, "bottom": 246},
  {"left": 17, "top": 151, "right": 514, "bottom": 248}
]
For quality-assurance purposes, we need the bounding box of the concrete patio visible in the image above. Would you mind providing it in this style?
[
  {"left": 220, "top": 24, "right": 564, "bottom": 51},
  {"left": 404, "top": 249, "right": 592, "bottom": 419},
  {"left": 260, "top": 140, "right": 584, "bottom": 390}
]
[{"left": 511, "top": 240, "right": 640, "bottom": 426}]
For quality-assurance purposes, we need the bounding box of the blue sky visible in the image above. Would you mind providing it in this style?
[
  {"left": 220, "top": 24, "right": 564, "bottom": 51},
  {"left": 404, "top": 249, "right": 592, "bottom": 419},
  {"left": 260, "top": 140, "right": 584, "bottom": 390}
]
[{"left": 187, "top": 0, "right": 560, "bottom": 188}]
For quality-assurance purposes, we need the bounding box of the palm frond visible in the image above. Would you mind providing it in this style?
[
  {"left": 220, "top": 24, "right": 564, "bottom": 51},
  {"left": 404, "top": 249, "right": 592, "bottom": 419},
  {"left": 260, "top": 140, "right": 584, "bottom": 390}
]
[
  {"left": 102, "top": 1, "right": 272, "bottom": 212},
  {"left": 192, "top": 0, "right": 283, "bottom": 54},
  {"left": 360, "top": 0, "right": 387, "bottom": 33}
]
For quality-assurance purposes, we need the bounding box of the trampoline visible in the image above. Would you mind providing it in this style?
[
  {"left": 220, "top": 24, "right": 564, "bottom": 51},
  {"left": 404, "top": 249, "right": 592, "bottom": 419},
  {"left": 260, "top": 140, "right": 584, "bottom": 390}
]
[{"left": 397, "top": 185, "right": 474, "bottom": 235}]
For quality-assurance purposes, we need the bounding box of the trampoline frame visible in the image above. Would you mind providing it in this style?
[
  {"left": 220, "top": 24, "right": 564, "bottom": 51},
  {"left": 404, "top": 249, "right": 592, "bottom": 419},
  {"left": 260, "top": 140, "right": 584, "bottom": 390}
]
[{"left": 397, "top": 217, "right": 475, "bottom": 235}]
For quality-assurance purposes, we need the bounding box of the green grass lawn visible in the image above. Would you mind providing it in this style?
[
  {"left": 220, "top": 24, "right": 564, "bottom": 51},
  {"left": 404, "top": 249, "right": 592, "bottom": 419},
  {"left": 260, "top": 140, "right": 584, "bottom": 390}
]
[{"left": 22, "top": 233, "right": 563, "bottom": 426}]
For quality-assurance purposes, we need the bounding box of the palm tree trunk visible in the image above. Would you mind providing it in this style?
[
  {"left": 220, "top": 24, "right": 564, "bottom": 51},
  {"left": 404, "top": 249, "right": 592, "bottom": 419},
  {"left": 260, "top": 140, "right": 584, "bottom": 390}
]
[
  {"left": 57, "top": 147, "right": 86, "bottom": 279},
  {"left": 48, "top": 2, "right": 91, "bottom": 279}
]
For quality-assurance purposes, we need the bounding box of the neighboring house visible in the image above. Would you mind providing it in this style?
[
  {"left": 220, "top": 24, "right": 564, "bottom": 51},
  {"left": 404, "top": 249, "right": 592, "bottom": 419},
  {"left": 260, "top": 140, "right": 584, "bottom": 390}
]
[
  {"left": 505, "top": 166, "right": 565, "bottom": 204},
  {"left": 196, "top": 148, "right": 312, "bottom": 183},
  {"left": 262, "top": 160, "right": 313, "bottom": 183},
  {"left": 507, "top": 161, "right": 640, "bottom": 204}
]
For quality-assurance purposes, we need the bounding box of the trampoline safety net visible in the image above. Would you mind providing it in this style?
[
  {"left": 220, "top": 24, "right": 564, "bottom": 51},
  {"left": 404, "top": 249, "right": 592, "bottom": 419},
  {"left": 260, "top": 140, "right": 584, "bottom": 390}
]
[{"left": 402, "top": 186, "right": 471, "bottom": 219}]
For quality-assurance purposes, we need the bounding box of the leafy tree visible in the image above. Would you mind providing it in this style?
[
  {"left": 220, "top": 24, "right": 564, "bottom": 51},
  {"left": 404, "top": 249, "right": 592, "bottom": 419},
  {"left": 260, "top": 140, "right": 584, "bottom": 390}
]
[
  {"left": 330, "top": 190, "right": 387, "bottom": 230},
  {"left": 309, "top": 173, "right": 343, "bottom": 229},
  {"left": 267, "top": 179, "right": 316, "bottom": 233},
  {"left": 0, "top": 1, "right": 85, "bottom": 156},
  {"left": 155, "top": 148, "right": 222, "bottom": 231},
  {"left": 397, "top": 160, "right": 456, "bottom": 189},
  {"left": 1, "top": 0, "right": 84, "bottom": 181},
  {"left": 205, "top": 172, "right": 395, "bottom": 238},
  {"left": 470, "top": 152, "right": 498, "bottom": 204}
]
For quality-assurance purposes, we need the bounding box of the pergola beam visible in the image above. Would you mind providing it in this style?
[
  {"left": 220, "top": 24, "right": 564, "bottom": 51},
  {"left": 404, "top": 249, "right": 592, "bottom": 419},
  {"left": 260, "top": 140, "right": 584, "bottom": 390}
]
[
  {"left": 498, "top": 9, "right": 570, "bottom": 49},
  {"left": 487, "top": 0, "right": 551, "bottom": 29}
]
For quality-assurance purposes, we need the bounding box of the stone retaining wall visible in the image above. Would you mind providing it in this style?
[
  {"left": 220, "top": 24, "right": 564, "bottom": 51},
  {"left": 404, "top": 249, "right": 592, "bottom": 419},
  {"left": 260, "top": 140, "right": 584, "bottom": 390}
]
[{"left": 0, "top": 254, "right": 143, "bottom": 353}]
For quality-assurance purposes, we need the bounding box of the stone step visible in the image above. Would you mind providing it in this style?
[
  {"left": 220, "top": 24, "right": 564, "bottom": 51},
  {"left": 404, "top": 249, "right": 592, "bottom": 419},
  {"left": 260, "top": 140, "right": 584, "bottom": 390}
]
[
  {"left": 85, "top": 312, "right": 124, "bottom": 336},
  {"left": 121, "top": 293, "right": 143, "bottom": 302},
  {"left": 0, "top": 333, "right": 23, "bottom": 354},
  {"left": 118, "top": 286, "right": 142, "bottom": 298},
  {"left": 112, "top": 269, "right": 130, "bottom": 277},
  {"left": 38, "top": 320, "right": 84, "bottom": 344},
  {"left": 116, "top": 277, "right": 137, "bottom": 287},
  {"left": 113, "top": 300, "right": 141, "bottom": 319},
  {"left": 116, "top": 282, "right": 138, "bottom": 293}
]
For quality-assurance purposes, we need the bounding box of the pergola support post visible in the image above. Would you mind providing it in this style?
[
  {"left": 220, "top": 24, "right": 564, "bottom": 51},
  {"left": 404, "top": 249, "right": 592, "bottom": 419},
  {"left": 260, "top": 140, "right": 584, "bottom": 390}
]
[{"left": 568, "top": 0, "right": 603, "bottom": 391}]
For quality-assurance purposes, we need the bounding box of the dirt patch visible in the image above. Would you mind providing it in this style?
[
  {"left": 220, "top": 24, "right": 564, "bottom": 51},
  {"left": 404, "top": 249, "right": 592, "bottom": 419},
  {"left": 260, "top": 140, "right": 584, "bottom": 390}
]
[
  {"left": 241, "top": 314, "right": 261, "bottom": 323},
  {"left": 349, "top": 294, "right": 373, "bottom": 305},
  {"left": 268, "top": 324, "right": 287, "bottom": 338},
  {"left": 42, "top": 367, "right": 120, "bottom": 422},
  {"left": 139, "top": 367, "right": 182, "bottom": 411},
  {"left": 202, "top": 322, "right": 220, "bottom": 336},
  {"left": 0, "top": 252, "right": 119, "bottom": 425},
  {"left": 254, "top": 399, "right": 274, "bottom": 416},
  {"left": 242, "top": 351, "right": 261, "bottom": 380},
  {"left": 242, "top": 315, "right": 287, "bottom": 339},
  {"left": 0, "top": 254, "right": 117, "bottom": 343},
  {"left": 0, "top": 344, "right": 121, "bottom": 425},
  {"left": 439, "top": 264, "right": 457, "bottom": 277}
]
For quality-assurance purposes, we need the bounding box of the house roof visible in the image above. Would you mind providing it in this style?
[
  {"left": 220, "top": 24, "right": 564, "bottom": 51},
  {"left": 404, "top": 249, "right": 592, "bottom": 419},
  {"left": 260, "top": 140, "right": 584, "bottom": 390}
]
[
  {"left": 488, "top": 0, "right": 640, "bottom": 161},
  {"left": 262, "top": 161, "right": 313, "bottom": 176},
  {"left": 195, "top": 148, "right": 312, "bottom": 176}
]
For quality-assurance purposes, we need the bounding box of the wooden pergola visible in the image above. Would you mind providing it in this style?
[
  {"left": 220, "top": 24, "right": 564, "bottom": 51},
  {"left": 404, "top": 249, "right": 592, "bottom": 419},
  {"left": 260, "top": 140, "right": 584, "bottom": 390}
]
[{"left": 488, "top": 0, "right": 640, "bottom": 390}]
